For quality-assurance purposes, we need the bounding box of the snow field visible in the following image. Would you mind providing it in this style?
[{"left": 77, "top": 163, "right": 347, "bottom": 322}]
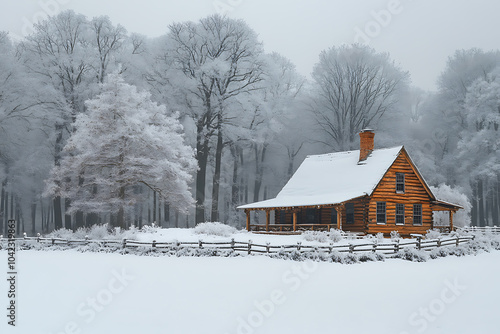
[{"left": 0, "top": 250, "right": 499, "bottom": 334}]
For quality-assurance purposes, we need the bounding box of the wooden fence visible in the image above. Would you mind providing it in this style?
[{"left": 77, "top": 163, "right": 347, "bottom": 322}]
[
  {"left": 457, "top": 226, "right": 500, "bottom": 234},
  {"left": 0, "top": 234, "right": 475, "bottom": 256}
]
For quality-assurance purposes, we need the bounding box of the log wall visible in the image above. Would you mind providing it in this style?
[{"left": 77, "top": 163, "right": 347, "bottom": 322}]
[{"left": 367, "top": 150, "right": 433, "bottom": 235}]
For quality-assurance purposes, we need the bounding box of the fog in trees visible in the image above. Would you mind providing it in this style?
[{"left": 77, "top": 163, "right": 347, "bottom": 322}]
[{"left": 1, "top": 10, "right": 499, "bottom": 235}]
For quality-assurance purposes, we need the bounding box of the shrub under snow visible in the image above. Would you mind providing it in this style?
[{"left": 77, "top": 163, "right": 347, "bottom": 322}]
[
  {"left": 302, "top": 229, "right": 344, "bottom": 243},
  {"left": 193, "top": 222, "right": 237, "bottom": 237}
]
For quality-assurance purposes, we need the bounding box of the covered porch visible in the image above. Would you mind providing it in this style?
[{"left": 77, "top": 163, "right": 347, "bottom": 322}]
[
  {"left": 431, "top": 200, "right": 463, "bottom": 232},
  {"left": 244, "top": 203, "right": 347, "bottom": 233}
]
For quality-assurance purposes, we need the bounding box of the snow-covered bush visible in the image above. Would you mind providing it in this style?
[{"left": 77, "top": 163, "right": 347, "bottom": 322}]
[
  {"left": 45, "top": 228, "right": 75, "bottom": 239},
  {"left": 194, "top": 222, "right": 237, "bottom": 237},
  {"left": 429, "top": 247, "right": 451, "bottom": 259},
  {"left": 303, "top": 229, "right": 344, "bottom": 243},
  {"left": 430, "top": 184, "right": 471, "bottom": 227},
  {"left": 85, "top": 225, "right": 110, "bottom": 240},
  {"left": 390, "top": 231, "right": 401, "bottom": 241},
  {"left": 425, "top": 229, "right": 442, "bottom": 240},
  {"left": 303, "top": 231, "right": 329, "bottom": 243},
  {"left": 393, "top": 247, "right": 428, "bottom": 262},
  {"left": 140, "top": 224, "right": 161, "bottom": 235},
  {"left": 376, "top": 232, "right": 385, "bottom": 241},
  {"left": 329, "top": 229, "right": 344, "bottom": 243},
  {"left": 45, "top": 224, "right": 139, "bottom": 241}
]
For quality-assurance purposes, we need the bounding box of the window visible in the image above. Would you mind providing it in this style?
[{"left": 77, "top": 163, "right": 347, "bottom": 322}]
[
  {"left": 331, "top": 208, "right": 337, "bottom": 225},
  {"left": 305, "top": 208, "right": 317, "bottom": 224},
  {"left": 396, "top": 173, "right": 405, "bottom": 193},
  {"left": 413, "top": 204, "right": 422, "bottom": 225},
  {"left": 376, "top": 202, "right": 386, "bottom": 224},
  {"left": 396, "top": 204, "right": 405, "bottom": 225},
  {"left": 346, "top": 203, "right": 354, "bottom": 224},
  {"left": 279, "top": 210, "right": 287, "bottom": 224}
]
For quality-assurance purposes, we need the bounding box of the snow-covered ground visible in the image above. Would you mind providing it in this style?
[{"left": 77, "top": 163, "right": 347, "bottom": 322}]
[{"left": 1, "top": 247, "right": 499, "bottom": 334}]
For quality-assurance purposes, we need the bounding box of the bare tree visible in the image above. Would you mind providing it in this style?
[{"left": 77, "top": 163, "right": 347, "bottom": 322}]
[
  {"left": 90, "top": 16, "right": 127, "bottom": 83},
  {"left": 150, "top": 14, "right": 264, "bottom": 223},
  {"left": 311, "top": 44, "right": 409, "bottom": 151}
]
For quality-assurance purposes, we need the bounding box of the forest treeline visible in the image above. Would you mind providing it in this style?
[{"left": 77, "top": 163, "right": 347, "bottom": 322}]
[{"left": 0, "top": 11, "right": 498, "bottom": 235}]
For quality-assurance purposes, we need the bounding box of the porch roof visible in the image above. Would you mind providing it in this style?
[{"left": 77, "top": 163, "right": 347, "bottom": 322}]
[{"left": 238, "top": 146, "right": 403, "bottom": 210}]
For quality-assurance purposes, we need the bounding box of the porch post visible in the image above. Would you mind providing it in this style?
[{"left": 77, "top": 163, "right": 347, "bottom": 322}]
[
  {"left": 336, "top": 206, "right": 342, "bottom": 230},
  {"left": 245, "top": 210, "right": 250, "bottom": 231},
  {"left": 449, "top": 210, "right": 454, "bottom": 232},
  {"left": 293, "top": 211, "right": 297, "bottom": 231},
  {"left": 266, "top": 210, "right": 270, "bottom": 232}
]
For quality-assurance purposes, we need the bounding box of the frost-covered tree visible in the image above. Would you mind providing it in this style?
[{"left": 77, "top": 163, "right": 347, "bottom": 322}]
[
  {"left": 310, "top": 44, "right": 409, "bottom": 151},
  {"left": 149, "top": 14, "right": 264, "bottom": 223},
  {"left": 0, "top": 32, "right": 64, "bottom": 235},
  {"left": 430, "top": 184, "right": 471, "bottom": 227},
  {"left": 457, "top": 68, "right": 500, "bottom": 226},
  {"left": 19, "top": 10, "right": 127, "bottom": 229},
  {"left": 45, "top": 73, "right": 197, "bottom": 229}
]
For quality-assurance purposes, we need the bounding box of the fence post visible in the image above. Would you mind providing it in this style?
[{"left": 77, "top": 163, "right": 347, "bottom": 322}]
[
  {"left": 456, "top": 235, "right": 459, "bottom": 247},
  {"left": 37, "top": 233, "right": 41, "bottom": 243},
  {"left": 395, "top": 240, "right": 400, "bottom": 253},
  {"left": 152, "top": 240, "right": 157, "bottom": 248},
  {"left": 329, "top": 242, "right": 333, "bottom": 253},
  {"left": 231, "top": 238, "right": 235, "bottom": 251},
  {"left": 198, "top": 240, "right": 203, "bottom": 249},
  {"left": 349, "top": 244, "right": 354, "bottom": 254},
  {"left": 248, "top": 240, "right": 252, "bottom": 255},
  {"left": 417, "top": 236, "right": 422, "bottom": 250},
  {"left": 372, "top": 242, "right": 377, "bottom": 253},
  {"left": 266, "top": 242, "right": 270, "bottom": 254},
  {"left": 23, "top": 232, "right": 27, "bottom": 239},
  {"left": 122, "top": 238, "right": 127, "bottom": 249},
  {"left": 297, "top": 242, "right": 302, "bottom": 251},
  {"left": 437, "top": 239, "right": 441, "bottom": 247},
  {"left": 51, "top": 238, "right": 55, "bottom": 245}
]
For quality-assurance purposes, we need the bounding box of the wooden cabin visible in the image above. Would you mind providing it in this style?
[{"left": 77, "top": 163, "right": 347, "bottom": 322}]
[{"left": 238, "top": 130, "right": 462, "bottom": 236}]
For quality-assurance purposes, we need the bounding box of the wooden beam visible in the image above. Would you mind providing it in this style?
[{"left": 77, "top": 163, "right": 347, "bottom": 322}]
[
  {"left": 266, "top": 210, "right": 270, "bottom": 232},
  {"left": 245, "top": 210, "right": 250, "bottom": 231},
  {"left": 336, "top": 206, "right": 341, "bottom": 230},
  {"left": 449, "top": 210, "right": 454, "bottom": 232},
  {"left": 293, "top": 212, "right": 297, "bottom": 231}
]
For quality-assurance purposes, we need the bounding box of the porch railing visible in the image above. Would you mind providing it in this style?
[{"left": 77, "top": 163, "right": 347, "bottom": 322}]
[{"left": 249, "top": 224, "right": 337, "bottom": 232}]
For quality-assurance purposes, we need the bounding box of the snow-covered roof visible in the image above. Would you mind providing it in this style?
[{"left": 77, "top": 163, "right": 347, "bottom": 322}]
[{"left": 238, "top": 146, "right": 404, "bottom": 209}]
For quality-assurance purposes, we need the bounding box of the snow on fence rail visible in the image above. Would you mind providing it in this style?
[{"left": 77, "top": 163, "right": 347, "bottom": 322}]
[
  {"left": 0, "top": 234, "right": 475, "bottom": 256},
  {"left": 457, "top": 226, "right": 500, "bottom": 234}
]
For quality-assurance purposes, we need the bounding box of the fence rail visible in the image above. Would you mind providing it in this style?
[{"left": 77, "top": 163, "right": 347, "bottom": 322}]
[
  {"left": 457, "top": 226, "right": 500, "bottom": 234},
  {"left": 0, "top": 234, "right": 475, "bottom": 256}
]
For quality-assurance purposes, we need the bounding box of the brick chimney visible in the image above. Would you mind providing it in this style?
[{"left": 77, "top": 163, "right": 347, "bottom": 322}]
[{"left": 359, "top": 129, "right": 375, "bottom": 162}]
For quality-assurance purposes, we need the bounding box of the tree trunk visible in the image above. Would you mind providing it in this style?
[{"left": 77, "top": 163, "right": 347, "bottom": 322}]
[
  {"left": 4, "top": 190, "right": 9, "bottom": 233},
  {"left": 153, "top": 190, "right": 157, "bottom": 224},
  {"left": 231, "top": 145, "right": 239, "bottom": 207},
  {"left": 478, "top": 178, "right": 485, "bottom": 227},
  {"left": 0, "top": 182, "right": 4, "bottom": 235},
  {"left": 195, "top": 131, "right": 210, "bottom": 224},
  {"left": 40, "top": 199, "right": 46, "bottom": 234},
  {"left": 10, "top": 192, "right": 13, "bottom": 221},
  {"left": 164, "top": 203, "right": 170, "bottom": 227},
  {"left": 486, "top": 185, "right": 492, "bottom": 226},
  {"left": 211, "top": 123, "right": 224, "bottom": 222},
  {"left": 48, "top": 200, "right": 53, "bottom": 233},
  {"left": 116, "top": 185, "right": 126, "bottom": 229},
  {"left": 158, "top": 200, "right": 162, "bottom": 227},
  {"left": 31, "top": 202, "right": 37, "bottom": 236},
  {"left": 64, "top": 198, "right": 72, "bottom": 230},
  {"left": 471, "top": 181, "right": 478, "bottom": 226},
  {"left": 253, "top": 144, "right": 267, "bottom": 203},
  {"left": 86, "top": 213, "right": 99, "bottom": 227}
]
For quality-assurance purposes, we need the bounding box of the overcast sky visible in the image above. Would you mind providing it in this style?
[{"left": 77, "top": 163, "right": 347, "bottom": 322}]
[{"left": 1, "top": 0, "right": 499, "bottom": 91}]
